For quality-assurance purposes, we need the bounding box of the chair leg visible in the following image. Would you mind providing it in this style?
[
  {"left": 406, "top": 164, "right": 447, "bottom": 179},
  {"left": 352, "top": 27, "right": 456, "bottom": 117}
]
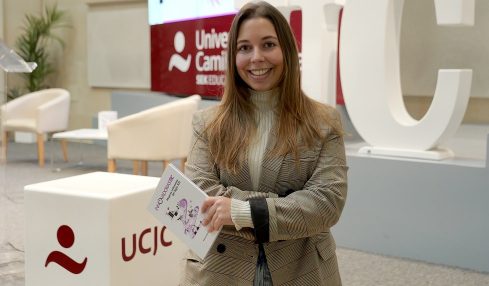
[
  {"left": 60, "top": 139, "right": 68, "bottom": 162},
  {"left": 180, "top": 157, "right": 187, "bottom": 171},
  {"left": 1, "top": 131, "right": 7, "bottom": 162},
  {"left": 141, "top": 161, "right": 148, "bottom": 176},
  {"left": 37, "top": 133, "right": 45, "bottom": 167},
  {"left": 133, "top": 160, "right": 140, "bottom": 175},
  {"left": 108, "top": 159, "right": 116, "bottom": 172}
]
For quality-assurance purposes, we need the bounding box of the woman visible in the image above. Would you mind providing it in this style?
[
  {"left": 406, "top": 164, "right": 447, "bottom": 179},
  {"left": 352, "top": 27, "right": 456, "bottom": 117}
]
[{"left": 182, "top": 1, "right": 348, "bottom": 285}]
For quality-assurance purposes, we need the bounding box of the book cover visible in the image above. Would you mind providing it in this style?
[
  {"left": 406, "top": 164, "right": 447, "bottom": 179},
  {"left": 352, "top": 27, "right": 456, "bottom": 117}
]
[{"left": 147, "top": 164, "right": 219, "bottom": 259}]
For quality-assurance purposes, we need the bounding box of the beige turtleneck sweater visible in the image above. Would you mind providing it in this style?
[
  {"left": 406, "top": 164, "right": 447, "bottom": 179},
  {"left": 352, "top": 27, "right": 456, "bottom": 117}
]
[{"left": 231, "top": 89, "right": 277, "bottom": 230}]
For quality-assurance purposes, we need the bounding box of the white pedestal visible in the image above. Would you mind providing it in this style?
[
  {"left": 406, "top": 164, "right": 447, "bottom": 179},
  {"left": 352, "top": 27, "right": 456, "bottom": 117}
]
[
  {"left": 24, "top": 172, "right": 188, "bottom": 286},
  {"left": 358, "top": 146, "right": 455, "bottom": 160}
]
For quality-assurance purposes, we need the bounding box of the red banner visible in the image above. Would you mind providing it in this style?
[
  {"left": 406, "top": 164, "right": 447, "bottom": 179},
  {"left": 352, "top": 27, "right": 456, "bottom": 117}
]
[{"left": 151, "top": 12, "right": 302, "bottom": 99}]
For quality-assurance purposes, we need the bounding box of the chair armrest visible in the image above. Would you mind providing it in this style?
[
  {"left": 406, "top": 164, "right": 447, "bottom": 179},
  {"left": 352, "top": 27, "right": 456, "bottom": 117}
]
[{"left": 1, "top": 94, "right": 39, "bottom": 120}]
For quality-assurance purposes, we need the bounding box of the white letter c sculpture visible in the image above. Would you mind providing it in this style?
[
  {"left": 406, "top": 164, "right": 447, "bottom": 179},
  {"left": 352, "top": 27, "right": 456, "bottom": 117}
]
[{"left": 340, "top": 0, "right": 473, "bottom": 160}]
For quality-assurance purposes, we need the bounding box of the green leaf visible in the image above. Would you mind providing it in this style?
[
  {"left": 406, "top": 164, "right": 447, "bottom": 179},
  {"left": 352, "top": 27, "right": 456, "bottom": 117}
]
[{"left": 10, "top": 3, "right": 69, "bottom": 98}]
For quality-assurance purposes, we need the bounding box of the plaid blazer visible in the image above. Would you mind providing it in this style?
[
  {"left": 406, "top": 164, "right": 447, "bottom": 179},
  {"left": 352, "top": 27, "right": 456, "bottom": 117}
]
[{"left": 181, "top": 106, "right": 348, "bottom": 286}]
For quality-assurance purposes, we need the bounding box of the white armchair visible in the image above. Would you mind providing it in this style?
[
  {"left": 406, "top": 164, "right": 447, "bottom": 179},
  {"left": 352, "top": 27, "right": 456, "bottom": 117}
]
[
  {"left": 107, "top": 94, "right": 201, "bottom": 175},
  {"left": 1, "top": 88, "right": 70, "bottom": 166}
]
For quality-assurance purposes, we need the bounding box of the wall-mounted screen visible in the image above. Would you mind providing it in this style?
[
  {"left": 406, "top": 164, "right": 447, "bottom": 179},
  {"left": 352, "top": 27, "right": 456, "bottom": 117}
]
[{"left": 148, "top": 0, "right": 236, "bottom": 25}]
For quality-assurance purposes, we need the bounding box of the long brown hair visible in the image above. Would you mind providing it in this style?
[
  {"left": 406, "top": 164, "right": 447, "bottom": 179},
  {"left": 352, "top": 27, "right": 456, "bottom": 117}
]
[{"left": 205, "top": 1, "right": 342, "bottom": 173}]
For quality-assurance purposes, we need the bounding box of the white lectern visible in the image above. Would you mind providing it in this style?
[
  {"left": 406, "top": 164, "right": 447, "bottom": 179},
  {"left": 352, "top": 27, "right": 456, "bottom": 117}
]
[
  {"left": 0, "top": 39, "right": 37, "bottom": 160},
  {"left": 0, "top": 41, "right": 37, "bottom": 73}
]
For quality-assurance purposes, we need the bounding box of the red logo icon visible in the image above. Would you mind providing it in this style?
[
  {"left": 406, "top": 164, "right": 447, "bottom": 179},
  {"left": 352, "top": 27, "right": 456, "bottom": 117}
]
[{"left": 45, "top": 225, "right": 88, "bottom": 274}]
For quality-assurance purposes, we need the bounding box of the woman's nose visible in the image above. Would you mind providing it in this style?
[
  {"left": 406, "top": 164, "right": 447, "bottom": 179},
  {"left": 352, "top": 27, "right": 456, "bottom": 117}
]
[{"left": 251, "top": 48, "right": 264, "bottom": 62}]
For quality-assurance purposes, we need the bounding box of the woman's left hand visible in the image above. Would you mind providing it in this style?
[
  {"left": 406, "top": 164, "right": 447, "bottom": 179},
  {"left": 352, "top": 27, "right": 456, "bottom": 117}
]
[{"left": 201, "top": 196, "right": 233, "bottom": 232}]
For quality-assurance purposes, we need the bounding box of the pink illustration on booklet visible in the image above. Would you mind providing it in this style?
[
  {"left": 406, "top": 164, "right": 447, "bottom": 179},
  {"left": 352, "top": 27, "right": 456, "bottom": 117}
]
[{"left": 166, "top": 198, "right": 202, "bottom": 239}]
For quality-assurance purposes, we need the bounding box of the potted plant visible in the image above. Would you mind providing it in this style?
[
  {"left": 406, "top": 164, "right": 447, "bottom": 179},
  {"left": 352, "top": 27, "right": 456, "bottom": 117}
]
[
  {"left": 8, "top": 4, "right": 69, "bottom": 142},
  {"left": 8, "top": 4, "right": 68, "bottom": 99}
]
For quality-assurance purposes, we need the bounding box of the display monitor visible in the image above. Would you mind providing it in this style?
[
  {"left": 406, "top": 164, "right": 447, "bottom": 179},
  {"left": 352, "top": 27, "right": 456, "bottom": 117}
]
[{"left": 148, "top": 0, "right": 236, "bottom": 25}]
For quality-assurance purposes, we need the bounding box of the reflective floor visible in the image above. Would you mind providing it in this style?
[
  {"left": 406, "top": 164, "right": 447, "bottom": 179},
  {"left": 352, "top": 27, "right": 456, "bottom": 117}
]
[
  {"left": 0, "top": 243, "right": 24, "bottom": 286},
  {"left": 1, "top": 141, "right": 489, "bottom": 285}
]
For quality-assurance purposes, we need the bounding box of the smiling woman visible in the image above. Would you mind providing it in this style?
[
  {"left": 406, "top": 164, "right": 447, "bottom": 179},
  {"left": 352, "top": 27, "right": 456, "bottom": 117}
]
[{"left": 180, "top": 1, "right": 348, "bottom": 286}]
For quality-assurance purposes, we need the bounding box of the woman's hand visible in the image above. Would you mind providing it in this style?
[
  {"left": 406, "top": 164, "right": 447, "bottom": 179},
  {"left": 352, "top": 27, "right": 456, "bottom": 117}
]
[{"left": 201, "top": 196, "right": 233, "bottom": 232}]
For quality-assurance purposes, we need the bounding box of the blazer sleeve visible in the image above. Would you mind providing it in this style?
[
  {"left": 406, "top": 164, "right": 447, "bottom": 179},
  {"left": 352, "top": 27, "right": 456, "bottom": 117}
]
[
  {"left": 185, "top": 109, "right": 279, "bottom": 201},
  {"left": 262, "top": 110, "right": 348, "bottom": 243}
]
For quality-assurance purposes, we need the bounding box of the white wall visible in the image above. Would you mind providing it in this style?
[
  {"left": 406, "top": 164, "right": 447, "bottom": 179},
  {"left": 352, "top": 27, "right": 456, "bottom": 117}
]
[
  {"left": 401, "top": 0, "right": 489, "bottom": 98},
  {"left": 87, "top": 1, "right": 150, "bottom": 88}
]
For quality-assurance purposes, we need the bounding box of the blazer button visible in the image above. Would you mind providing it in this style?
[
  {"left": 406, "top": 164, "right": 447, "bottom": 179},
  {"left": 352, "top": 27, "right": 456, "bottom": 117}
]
[{"left": 216, "top": 243, "right": 226, "bottom": 253}]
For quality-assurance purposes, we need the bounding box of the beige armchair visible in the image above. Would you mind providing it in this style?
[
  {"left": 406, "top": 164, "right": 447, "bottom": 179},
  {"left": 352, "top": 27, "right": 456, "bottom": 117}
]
[
  {"left": 1, "top": 88, "right": 70, "bottom": 166},
  {"left": 107, "top": 94, "right": 201, "bottom": 175}
]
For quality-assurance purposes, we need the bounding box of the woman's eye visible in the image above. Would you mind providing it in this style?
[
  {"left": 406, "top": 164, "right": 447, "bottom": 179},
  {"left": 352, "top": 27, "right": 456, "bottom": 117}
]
[
  {"left": 238, "top": 45, "right": 250, "bottom": 52},
  {"left": 264, "top": 42, "right": 276, "bottom": 48}
]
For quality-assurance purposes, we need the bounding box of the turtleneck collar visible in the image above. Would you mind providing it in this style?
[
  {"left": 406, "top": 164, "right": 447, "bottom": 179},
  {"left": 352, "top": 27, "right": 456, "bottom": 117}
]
[{"left": 249, "top": 88, "right": 279, "bottom": 111}]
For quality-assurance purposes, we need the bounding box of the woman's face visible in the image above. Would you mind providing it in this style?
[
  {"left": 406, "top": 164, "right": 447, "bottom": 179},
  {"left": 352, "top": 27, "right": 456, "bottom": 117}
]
[{"left": 235, "top": 17, "right": 284, "bottom": 92}]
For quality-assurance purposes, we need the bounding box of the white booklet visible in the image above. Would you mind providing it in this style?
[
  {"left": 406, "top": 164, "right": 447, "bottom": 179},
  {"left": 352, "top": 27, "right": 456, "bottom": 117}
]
[{"left": 147, "top": 164, "right": 220, "bottom": 260}]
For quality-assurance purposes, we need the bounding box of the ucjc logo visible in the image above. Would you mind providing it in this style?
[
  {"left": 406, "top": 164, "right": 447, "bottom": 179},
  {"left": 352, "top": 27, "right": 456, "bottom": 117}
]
[
  {"left": 45, "top": 225, "right": 88, "bottom": 274},
  {"left": 168, "top": 31, "right": 191, "bottom": 72},
  {"left": 121, "top": 225, "right": 172, "bottom": 262}
]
